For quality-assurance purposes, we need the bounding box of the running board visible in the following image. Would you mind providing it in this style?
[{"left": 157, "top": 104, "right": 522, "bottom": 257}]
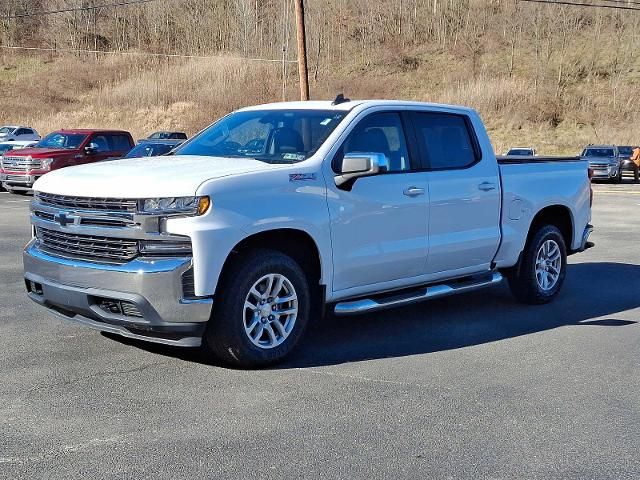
[{"left": 333, "top": 272, "right": 503, "bottom": 316}]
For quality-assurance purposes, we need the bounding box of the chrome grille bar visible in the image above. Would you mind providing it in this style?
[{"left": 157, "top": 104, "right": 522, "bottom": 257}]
[
  {"left": 1, "top": 156, "right": 42, "bottom": 171},
  {"left": 36, "top": 192, "right": 138, "bottom": 212},
  {"left": 36, "top": 227, "right": 138, "bottom": 262}
]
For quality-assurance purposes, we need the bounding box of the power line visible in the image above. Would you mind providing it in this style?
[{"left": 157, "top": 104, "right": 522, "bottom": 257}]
[
  {"left": 0, "top": 45, "right": 298, "bottom": 63},
  {"left": 1, "top": 0, "right": 160, "bottom": 20},
  {"left": 519, "top": 0, "right": 640, "bottom": 10}
]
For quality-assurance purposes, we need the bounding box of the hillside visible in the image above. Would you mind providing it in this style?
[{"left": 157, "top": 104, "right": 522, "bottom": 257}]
[{"left": 1, "top": 0, "right": 640, "bottom": 154}]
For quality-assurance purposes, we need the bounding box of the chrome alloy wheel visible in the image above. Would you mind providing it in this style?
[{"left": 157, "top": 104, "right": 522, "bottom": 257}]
[
  {"left": 243, "top": 273, "right": 298, "bottom": 349},
  {"left": 535, "top": 239, "right": 562, "bottom": 291}
]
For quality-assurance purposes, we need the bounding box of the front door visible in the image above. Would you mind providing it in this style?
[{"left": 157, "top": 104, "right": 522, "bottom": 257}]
[{"left": 326, "top": 112, "right": 430, "bottom": 292}]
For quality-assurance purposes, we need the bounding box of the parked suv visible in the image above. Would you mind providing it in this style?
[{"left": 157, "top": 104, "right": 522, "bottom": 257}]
[
  {"left": 580, "top": 145, "right": 621, "bottom": 182},
  {"left": 1, "top": 129, "right": 134, "bottom": 193},
  {"left": 505, "top": 147, "right": 536, "bottom": 156},
  {"left": 0, "top": 125, "right": 40, "bottom": 142},
  {"left": 139, "top": 131, "right": 188, "bottom": 143}
]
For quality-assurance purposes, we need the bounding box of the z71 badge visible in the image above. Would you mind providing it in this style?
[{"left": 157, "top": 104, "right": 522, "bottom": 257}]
[{"left": 289, "top": 173, "right": 317, "bottom": 182}]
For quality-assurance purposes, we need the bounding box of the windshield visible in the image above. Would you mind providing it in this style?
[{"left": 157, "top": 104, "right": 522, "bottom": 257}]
[
  {"left": 0, "top": 127, "right": 14, "bottom": 134},
  {"left": 36, "top": 132, "right": 87, "bottom": 150},
  {"left": 125, "top": 143, "right": 174, "bottom": 158},
  {"left": 582, "top": 148, "right": 615, "bottom": 158},
  {"left": 0, "top": 144, "right": 16, "bottom": 154},
  {"left": 173, "top": 109, "right": 348, "bottom": 163},
  {"left": 507, "top": 149, "right": 533, "bottom": 156}
]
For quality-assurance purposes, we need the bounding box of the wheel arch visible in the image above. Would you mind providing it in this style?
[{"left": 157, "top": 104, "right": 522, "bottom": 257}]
[
  {"left": 216, "top": 228, "right": 325, "bottom": 298},
  {"left": 527, "top": 204, "right": 574, "bottom": 249}
]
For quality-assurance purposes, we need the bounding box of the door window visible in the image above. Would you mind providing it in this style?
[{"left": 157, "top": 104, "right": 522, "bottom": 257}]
[
  {"left": 107, "top": 134, "right": 133, "bottom": 152},
  {"left": 90, "top": 135, "right": 110, "bottom": 153},
  {"left": 412, "top": 113, "right": 479, "bottom": 170},
  {"left": 337, "top": 112, "right": 412, "bottom": 172}
]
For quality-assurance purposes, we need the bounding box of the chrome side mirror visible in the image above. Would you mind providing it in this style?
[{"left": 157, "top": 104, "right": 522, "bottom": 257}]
[
  {"left": 84, "top": 143, "right": 98, "bottom": 155},
  {"left": 335, "top": 152, "right": 389, "bottom": 188}
]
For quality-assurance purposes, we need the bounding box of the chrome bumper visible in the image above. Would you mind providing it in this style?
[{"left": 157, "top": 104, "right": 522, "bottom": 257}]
[
  {"left": 572, "top": 224, "right": 594, "bottom": 254},
  {"left": 1, "top": 173, "right": 38, "bottom": 188},
  {"left": 23, "top": 241, "right": 212, "bottom": 347}
]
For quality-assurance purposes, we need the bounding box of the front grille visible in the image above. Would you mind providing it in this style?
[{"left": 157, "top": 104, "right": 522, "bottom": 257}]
[
  {"left": 36, "top": 192, "right": 138, "bottom": 212},
  {"left": 36, "top": 227, "right": 138, "bottom": 262},
  {"left": 589, "top": 163, "right": 611, "bottom": 169},
  {"left": 1, "top": 156, "right": 42, "bottom": 171},
  {"left": 5, "top": 175, "right": 29, "bottom": 182}
]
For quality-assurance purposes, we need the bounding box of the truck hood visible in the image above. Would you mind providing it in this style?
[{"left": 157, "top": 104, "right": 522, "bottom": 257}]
[
  {"left": 4, "top": 147, "right": 75, "bottom": 158},
  {"left": 33, "top": 155, "right": 278, "bottom": 198},
  {"left": 585, "top": 157, "right": 617, "bottom": 164}
]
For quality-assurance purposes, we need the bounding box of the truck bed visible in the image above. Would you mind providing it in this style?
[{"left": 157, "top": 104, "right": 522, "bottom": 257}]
[{"left": 493, "top": 157, "right": 591, "bottom": 268}]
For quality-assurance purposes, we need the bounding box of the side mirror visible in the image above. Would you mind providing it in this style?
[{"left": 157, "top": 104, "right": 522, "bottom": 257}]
[
  {"left": 334, "top": 152, "right": 389, "bottom": 188},
  {"left": 84, "top": 143, "right": 98, "bottom": 155}
]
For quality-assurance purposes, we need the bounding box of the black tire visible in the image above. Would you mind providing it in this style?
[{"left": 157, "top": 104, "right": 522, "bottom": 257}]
[
  {"left": 506, "top": 225, "right": 567, "bottom": 305},
  {"left": 614, "top": 169, "right": 623, "bottom": 183},
  {"left": 203, "top": 249, "right": 311, "bottom": 368}
]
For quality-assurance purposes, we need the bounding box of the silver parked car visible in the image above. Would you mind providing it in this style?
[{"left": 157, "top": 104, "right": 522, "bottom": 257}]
[{"left": 581, "top": 145, "right": 622, "bottom": 182}]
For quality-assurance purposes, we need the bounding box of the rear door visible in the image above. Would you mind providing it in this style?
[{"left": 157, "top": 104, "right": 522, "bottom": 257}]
[
  {"left": 326, "top": 111, "right": 430, "bottom": 292},
  {"left": 409, "top": 111, "right": 501, "bottom": 275}
]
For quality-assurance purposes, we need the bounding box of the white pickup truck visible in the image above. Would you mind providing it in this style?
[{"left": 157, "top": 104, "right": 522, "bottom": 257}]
[{"left": 23, "top": 99, "right": 593, "bottom": 367}]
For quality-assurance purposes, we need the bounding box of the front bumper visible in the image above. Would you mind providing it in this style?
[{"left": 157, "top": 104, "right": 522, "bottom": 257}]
[
  {"left": 589, "top": 165, "right": 618, "bottom": 179},
  {"left": 23, "top": 241, "right": 212, "bottom": 347},
  {"left": 1, "top": 172, "right": 39, "bottom": 190}
]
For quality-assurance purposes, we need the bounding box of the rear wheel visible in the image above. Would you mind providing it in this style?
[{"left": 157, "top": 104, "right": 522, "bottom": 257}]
[
  {"left": 203, "top": 249, "right": 311, "bottom": 368},
  {"left": 507, "top": 225, "right": 567, "bottom": 305}
]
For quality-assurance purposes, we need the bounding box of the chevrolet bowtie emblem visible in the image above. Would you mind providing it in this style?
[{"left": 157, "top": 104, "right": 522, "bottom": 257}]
[{"left": 54, "top": 211, "right": 80, "bottom": 227}]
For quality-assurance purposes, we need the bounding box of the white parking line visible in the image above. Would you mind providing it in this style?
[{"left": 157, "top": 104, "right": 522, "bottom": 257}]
[
  {"left": 593, "top": 189, "right": 640, "bottom": 195},
  {"left": 5, "top": 199, "right": 31, "bottom": 203}
]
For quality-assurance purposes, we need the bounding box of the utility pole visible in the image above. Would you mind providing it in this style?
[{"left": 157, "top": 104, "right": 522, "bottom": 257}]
[{"left": 294, "top": 0, "right": 309, "bottom": 101}]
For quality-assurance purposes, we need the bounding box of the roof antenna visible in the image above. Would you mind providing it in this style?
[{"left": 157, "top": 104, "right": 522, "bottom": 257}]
[{"left": 332, "top": 93, "right": 350, "bottom": 105}]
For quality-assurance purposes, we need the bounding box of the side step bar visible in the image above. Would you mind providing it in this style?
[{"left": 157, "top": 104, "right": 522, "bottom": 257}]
[{"left": 334, "top": 272, "right": 503, "bottom": 316}]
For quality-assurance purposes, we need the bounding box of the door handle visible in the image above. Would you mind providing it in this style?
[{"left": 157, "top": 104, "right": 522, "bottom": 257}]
[
  {"left": 478, "top": 182, "right": 496, "bottom": 192},
  {"left": 403, "top": 187, "right": 425, "bottom": 197}
]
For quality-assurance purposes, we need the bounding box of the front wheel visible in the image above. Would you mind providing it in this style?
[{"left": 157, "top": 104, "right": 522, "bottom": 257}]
[
  {"left": 506, "top": 225, "right": 567, "bottom": 305},
  {"left": 203, "top": 249, "right": 311, "bottom": 368},
  {"left": 614, "top": 169, "right": 623, "bottom": 183}
]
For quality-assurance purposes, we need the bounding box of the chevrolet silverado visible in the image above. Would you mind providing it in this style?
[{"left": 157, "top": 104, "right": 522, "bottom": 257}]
[{"left": 23, "top": 100, "right": 593, "bottom": 367}]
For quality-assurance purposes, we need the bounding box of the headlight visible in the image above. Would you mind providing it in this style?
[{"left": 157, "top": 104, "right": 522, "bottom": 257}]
[
  {"left": 40, "top": 158, "right": 54, "bottom": 170},
  {"left": 140, "top": 196, "right": 210, "bottom": 215}
]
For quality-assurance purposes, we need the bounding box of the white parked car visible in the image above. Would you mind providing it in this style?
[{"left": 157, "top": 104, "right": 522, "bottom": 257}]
[
  {"left": 0, "top": 126, "right": 40, "bottom": 142},
  {"left": 506, "top": 147, "right": 537, "bottom": 156},
  {"left": 23, "top": 99, "right": 593, "bottom": 367},
  {"left": 0, "top": 140, "right": 37, "bottom": 156}
]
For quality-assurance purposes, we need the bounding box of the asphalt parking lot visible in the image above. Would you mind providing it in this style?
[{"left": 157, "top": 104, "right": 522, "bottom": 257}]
[{"left": 1, "top": 183, "right": 639, "bottom": 480}]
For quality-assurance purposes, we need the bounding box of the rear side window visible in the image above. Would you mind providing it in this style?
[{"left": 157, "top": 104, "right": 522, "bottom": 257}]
[
  {"left": 108, "top": 134, "right": 133, "bottom": 151},
  {"left": 171, "top": 132, "right": 188, "bottom": 139},
  {"left": 412, "top": 112, "right": 478, "bottom": 170}
]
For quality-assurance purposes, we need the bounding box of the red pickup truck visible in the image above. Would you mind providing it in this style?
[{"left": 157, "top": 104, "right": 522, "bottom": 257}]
[{"left": 0, "top": 129, "right": 134, "bottom": 193}]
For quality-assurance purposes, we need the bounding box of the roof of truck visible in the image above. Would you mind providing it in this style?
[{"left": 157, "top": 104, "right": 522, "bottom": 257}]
[
  {"left": 238, "top": 100, "right": 476, "bottom": 114},
  {"left": 53, "top": 129, "right": 132, "bottom": 134}
]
